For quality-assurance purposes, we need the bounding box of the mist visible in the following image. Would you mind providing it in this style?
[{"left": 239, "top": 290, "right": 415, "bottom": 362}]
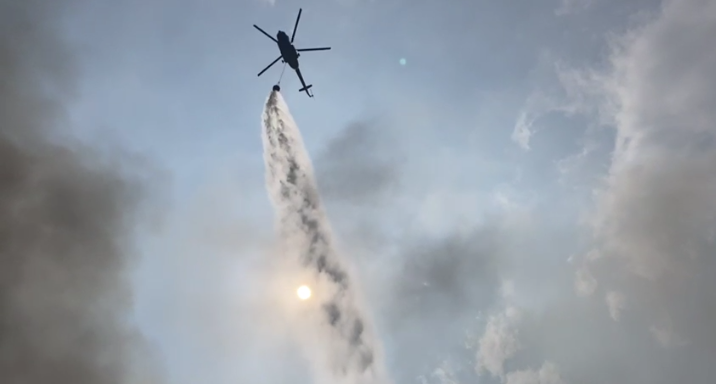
[{"left": 261, "top": 90, "right": 390, "bottom": 384}]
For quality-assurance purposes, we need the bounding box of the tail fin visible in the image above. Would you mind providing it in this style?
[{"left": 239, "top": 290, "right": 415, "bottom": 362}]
[{"left": 299, "top": 84, "right": 313, "bottom": 97}]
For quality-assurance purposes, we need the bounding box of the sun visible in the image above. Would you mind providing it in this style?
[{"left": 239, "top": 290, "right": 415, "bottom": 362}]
[{"left": 296, "top": 285, "right": 312, "bottom": 300}]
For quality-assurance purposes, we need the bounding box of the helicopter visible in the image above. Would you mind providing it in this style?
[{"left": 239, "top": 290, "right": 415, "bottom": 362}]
[{"left": 253, "top": 8, "right": 331, "bottom": 98}]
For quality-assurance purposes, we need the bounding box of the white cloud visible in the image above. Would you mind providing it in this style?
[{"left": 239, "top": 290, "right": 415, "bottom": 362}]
[
  {"left": 555, "top": 0, "right": 593, "bottom": 16},
  {"left": 431, "top": 361, "right": 460, "bottom": 384},
  {"left": 569, "top": 0, "right": 716, "bottom": 348},
  {"left": 505, "top": 362, "right": 565, "bottom": 384},
  {"left": 574, "top": 265, "right": 596, "bottom": 297},
  {"left": 476, "top": 308, "right": 523, "bottom": 378},
  {"left": 475, "top": 306, "right": 567, "bottom": 384},
  {"left": 511, "top": 111, "right": 535, "bottom": 150},
  {"left": 500, "top": 279, "right": 516, "bottom": 300},
  {"left": 649, "top": 325, "right": 687, "bottom": 348},
  {"left": 512, "top": 57, "right": 604, "bottom": 152},
  {"left": 555, "top": 143, "right": 593, "bottom": 178},
  {"left": 605, "top": 291, "right": 626, "bottom": 321},
  {"left": 510, "top": 90, "right": 558, "bottom": 151}
]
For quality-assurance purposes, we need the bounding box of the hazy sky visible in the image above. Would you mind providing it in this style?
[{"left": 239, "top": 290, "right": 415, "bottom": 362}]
[{"left": 5, "top": 0, "right": 715, "bottom": 383}]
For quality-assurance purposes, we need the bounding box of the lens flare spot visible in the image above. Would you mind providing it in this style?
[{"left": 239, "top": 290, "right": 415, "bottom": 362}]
[
  {"left": 399, "top": 58, "right": 407, "bottom": 66},
  {"left": 297, "top": 285, "right": 311, "bottom": 300}
]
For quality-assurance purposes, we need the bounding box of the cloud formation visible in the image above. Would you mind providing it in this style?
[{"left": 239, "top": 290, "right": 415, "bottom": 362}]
[
  {"left": 579, "top": 0, "right": 716, "bottom": 349},
  {"left": 505, "top": 362, "right": 564, "bottom": 384},
  {"left": 555, "top": 0, "right": 593, "bottom": 16},
  {"left": 476, "top": 307, "right": 522, "bottom": 379},
  {"left": 451, "top": 2, "right": 716, "bottom": 384}
]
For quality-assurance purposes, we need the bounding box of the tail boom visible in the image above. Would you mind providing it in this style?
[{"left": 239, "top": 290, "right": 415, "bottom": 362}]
[{"left": 295, "top": 68, "right": 314, "bottom": 97}]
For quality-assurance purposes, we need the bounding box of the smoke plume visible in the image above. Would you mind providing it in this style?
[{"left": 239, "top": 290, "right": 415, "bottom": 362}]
[
  {"left": 579, "top": 0, "right": 716, "bottom": 352},
  {"left": 261, "top": 90, "right": 389, "bottom": 384},
  {"left": 1, "top": 1, "right": 161, "bottom": 383}
]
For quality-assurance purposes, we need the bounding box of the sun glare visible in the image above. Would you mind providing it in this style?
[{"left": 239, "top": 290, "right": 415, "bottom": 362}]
[{"left": 297, "top": 285, "right": 312, "bottom": 300}]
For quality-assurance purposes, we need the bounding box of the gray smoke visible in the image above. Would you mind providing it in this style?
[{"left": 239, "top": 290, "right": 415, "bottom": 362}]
[
  {"left": 261, "top": 91, "right": 390, "bottom": 384},
  {"left": 0, "top": 1, "right": 162, "bottom": 383}
]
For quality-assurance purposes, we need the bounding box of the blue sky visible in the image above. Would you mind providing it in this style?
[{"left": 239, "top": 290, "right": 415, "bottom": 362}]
[{"left": 40, "top": 0, "right": 716, "bottom": 383}]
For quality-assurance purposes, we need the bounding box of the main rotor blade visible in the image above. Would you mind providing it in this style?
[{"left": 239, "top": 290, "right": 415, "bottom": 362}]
[
  {"left": 296, "top": 47, "right": 331, "bottom": 52},
  {"left": 257, "top": 56, "right": 282, "bottom": 77},
  {"left": 290, "top": 8, "right": 302, "bottom": 43},
  {"left": 253, "top": 24, "right": 278, "bottom": 43}
]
